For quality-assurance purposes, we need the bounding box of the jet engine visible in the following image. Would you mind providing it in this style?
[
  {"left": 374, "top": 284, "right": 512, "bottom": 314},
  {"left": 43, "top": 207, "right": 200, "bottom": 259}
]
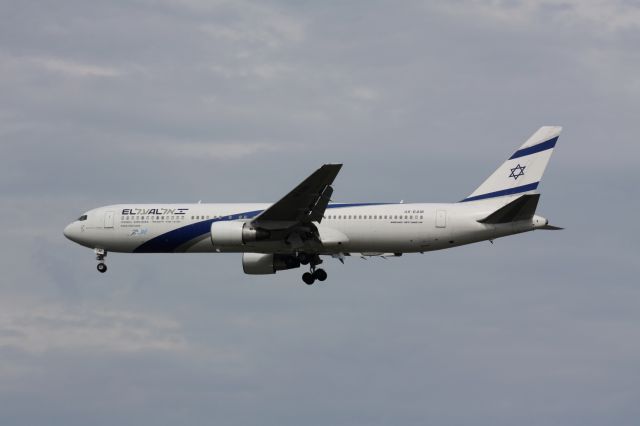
[
  {"left": 242, "top": 253, "right": 301, "bottom": 275},
  {"left": 210, "top": 221, "right": 270, "bottom": 248}
]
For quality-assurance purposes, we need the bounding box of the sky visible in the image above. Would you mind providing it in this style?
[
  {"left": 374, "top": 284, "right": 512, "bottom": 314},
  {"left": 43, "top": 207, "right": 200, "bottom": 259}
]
[{"left": 1, "top": 0, "right": 639, "bottom": 424}]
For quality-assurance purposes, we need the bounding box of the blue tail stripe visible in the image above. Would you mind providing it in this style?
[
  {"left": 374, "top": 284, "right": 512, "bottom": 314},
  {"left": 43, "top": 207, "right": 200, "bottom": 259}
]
[
  {"left": 509, "top": 137, "right": 558, "bottom": 160},
  {"left": 461, "top": 182, "right": 539, "bottom": 202}
]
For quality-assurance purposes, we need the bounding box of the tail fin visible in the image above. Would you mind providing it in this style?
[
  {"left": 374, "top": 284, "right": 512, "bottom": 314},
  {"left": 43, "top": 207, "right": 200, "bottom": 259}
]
[{"left": 461, "top": 126, "right": 562, "bottom": 202}]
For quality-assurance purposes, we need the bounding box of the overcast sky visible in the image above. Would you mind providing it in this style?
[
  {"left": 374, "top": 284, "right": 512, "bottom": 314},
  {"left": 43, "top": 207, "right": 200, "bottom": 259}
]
[{"left": 1, "top": 1, "right": 639, "bottom": 425}]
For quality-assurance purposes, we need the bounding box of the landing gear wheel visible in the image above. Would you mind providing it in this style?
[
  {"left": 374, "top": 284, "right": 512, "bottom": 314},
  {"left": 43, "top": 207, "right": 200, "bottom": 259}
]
[
  {"left": 97, "top": 263, "right": 107, "bottom": 273},
  {"left": 314, "top": 268, "right": 327, "bottom": 282},
  {"left": 302, "top": 272, "right": 315, "bottom": 285}
]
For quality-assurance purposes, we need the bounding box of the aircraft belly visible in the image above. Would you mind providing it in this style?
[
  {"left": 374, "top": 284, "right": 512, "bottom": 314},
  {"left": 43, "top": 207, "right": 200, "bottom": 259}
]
[{"left": 339, "top": 223, "right": 429, "bottom": 253}]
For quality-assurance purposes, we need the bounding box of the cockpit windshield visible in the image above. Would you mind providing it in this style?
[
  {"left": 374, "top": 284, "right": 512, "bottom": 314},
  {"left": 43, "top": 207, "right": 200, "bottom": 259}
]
[{"left": 78, "top": 215, "right": 88, "bottom": 221}]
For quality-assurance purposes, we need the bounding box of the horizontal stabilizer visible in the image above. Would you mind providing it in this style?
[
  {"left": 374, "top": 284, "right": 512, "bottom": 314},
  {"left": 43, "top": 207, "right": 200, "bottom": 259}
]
[
  {"left": 540, "top": 224, "right": 564, "bottom": 230},
  {"left": 478, "top": 194, "right": 540, "bottom": 224}
]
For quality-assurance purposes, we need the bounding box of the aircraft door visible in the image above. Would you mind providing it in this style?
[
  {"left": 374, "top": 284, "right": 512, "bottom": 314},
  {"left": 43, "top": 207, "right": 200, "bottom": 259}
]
[
  {"left": 436, "top": 210, "right": 447, "bottom": 228},
  {"left": 104, "top": 211, "right": 115, "bottom": 228}
]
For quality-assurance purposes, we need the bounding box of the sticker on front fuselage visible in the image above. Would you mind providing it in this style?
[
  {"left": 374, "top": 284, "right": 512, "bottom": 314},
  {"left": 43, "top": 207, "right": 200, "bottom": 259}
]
[{"left": 129, "top": 228, "right": 148, "bottom": 237}]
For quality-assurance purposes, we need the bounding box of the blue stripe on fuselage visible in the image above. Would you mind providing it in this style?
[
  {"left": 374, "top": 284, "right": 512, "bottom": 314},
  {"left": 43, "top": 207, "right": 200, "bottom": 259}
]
[
  {"left": 509, "top": 137, "right": 557, "bottom": 160},
  {"left": 133, "top": 203, "right": 394, "bottom": 252},
  {"left": 133, "top": 209, "right": 263, "bottom": 253}
]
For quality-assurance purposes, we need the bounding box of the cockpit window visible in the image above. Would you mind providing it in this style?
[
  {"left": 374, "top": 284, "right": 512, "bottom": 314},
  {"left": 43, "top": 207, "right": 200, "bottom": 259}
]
[{"left": 78, "top": 215, "right": 88, "bottom": 221}]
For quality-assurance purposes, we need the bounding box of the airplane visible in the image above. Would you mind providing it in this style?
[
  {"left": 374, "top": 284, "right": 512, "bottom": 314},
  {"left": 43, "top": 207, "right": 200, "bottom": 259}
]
[{"left": 64, "top": 126, "right": 563, "bottom": 285}]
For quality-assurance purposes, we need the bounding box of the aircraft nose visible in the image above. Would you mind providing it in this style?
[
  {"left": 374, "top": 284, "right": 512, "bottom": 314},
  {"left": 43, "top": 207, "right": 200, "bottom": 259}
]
[{"left": 63, "top": 223, "right": 76, "bottom": 241}]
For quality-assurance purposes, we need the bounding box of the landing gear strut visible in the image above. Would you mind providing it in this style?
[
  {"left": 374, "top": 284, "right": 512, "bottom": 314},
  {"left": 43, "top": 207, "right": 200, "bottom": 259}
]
[
  {"left": 300, "top": 254, "right": 327, "bottom": 285},
  {"left": 95, "top": 248, "right": 107, "bottom": 273}
]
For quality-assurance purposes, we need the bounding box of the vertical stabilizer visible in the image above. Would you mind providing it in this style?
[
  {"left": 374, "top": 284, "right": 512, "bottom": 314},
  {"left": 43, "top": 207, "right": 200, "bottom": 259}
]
[{"left": 462, "top": 126, "right": 562, "bottom": 202}]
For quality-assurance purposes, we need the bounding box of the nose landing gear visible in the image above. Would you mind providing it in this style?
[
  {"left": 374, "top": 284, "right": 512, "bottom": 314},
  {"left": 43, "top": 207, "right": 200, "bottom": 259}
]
[{"left": 95, "top": 248, "right": 108, "bottom": 273}]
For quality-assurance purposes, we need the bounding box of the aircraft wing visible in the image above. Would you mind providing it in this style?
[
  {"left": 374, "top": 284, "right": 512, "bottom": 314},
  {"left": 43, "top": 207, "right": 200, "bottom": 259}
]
[{"left": 251, "top": 164, "right": 342, "bottom": 230}]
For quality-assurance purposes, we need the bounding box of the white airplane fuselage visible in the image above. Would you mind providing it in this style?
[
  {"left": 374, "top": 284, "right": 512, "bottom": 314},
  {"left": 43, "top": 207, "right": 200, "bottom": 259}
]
[{"left": 63, "top": 201, "right": 548, "bottom": 255}]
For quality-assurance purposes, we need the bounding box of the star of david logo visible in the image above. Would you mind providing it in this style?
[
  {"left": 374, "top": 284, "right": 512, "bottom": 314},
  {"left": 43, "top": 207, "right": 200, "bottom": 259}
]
[{"left": 509, "top": 164, "right": 526, "bottom": 180}]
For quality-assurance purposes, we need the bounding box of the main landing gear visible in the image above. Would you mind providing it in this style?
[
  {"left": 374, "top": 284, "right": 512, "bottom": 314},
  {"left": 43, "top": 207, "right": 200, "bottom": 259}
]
[
  {"left": 95, "top": 248, "right": 108, "bottom": 273},
  {"left": 300, "top": 254, "right": 327, "bottom": 285},
  {"left": 302, "top": 269, "right": 327, "bottom": 285}
]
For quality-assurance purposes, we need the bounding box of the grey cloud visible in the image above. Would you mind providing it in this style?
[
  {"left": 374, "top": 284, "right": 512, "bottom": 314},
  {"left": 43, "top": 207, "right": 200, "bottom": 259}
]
[{"left": 0, "top": 307, "right": 187, "bottom": 354}]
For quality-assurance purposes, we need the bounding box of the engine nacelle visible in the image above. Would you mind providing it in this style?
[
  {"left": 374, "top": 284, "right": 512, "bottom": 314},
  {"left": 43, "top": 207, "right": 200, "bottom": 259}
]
[
  {"left": 242, "top": 253, "right": 301, "bottom": 275},
  {"left": 210, "top": 221, "right": 270, "bottom": 248}
]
